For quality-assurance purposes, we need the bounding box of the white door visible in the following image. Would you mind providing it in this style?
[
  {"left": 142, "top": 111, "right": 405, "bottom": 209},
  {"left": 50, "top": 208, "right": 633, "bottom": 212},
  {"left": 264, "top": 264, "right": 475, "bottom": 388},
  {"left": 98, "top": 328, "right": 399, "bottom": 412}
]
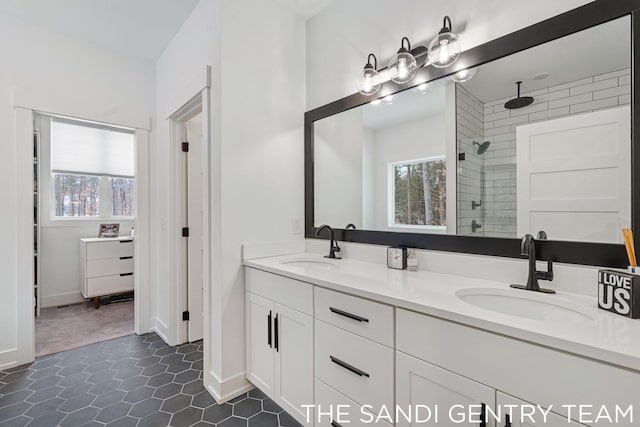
[
  {"left": 396, "top": 351, "right": 496, "bottom": 427},
  {"left": 246, "top": 292, "right": 275, "bottom": 398},
  {"left": 496, "top": 392, "right": 587, "bottom": 426},
  {"left": 186, "top": 115, "right": 204, "bottom": 342},
  {"left": 517, "top": 106, "right": 630, "bottom": 243},
  {"left": 274, "top": 303, "right": 314, "bottom": 426}
]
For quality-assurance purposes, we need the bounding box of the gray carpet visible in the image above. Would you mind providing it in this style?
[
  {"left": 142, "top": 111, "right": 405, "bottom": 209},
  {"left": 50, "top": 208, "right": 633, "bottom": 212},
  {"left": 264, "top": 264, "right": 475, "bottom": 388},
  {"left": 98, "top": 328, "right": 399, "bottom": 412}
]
[
  {"left": 36, "top": 300, "right": 134, "bottom": 358},
  {"left": 0, "top": 333, "right": 301, "bottom": 427}
]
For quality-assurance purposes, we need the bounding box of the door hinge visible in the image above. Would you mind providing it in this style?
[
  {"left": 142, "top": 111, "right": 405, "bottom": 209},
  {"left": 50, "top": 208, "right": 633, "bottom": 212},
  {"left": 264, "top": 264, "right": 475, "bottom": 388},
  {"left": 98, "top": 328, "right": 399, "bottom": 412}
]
[
  {"left": 182, "top": 141, "right": 189, "bottom": 152},
  {"left": 182, "top": 227, "right": 189, "bottom": 237},
  {"left": 182, "top": 311, "right": 190, "bottom": 321}
]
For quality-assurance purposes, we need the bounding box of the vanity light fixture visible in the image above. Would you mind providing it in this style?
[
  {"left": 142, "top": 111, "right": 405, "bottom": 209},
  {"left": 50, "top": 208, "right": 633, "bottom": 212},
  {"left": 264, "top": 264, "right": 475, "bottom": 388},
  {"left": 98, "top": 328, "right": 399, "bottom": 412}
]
[
  {"left": 428, "top": 16, "right": 461, "bottom": 68},
  {"left": 356, "top": 53, "right": 381, "bottom": 96},
  {"left": 414, "top": 81, "right": 435, "bottom": 94},
  {"left": 370, "top": 99, "right": 382, "bottom": 106},
  {"left": 450, "top": 67, "right": 477, "bottom": 83},
  {"left": 388, "top": 37, "right": 418, "bottom": 84},
  {"left": 383, "top": 95, "right": 394, "bottom": 104}
]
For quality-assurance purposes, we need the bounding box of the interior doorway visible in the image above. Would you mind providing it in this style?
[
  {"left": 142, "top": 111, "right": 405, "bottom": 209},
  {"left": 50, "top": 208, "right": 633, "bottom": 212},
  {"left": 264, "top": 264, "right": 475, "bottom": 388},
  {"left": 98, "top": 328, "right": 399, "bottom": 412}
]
[{"left": 170, "top": 91, "right": 208, "bottom": 345}]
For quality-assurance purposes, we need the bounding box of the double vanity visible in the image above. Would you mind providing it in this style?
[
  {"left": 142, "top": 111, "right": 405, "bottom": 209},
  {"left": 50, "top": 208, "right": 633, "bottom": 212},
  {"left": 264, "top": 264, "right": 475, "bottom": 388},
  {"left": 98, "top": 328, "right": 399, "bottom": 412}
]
[{"left": 244, "top": 253, "right": 640, "bottom": 427}]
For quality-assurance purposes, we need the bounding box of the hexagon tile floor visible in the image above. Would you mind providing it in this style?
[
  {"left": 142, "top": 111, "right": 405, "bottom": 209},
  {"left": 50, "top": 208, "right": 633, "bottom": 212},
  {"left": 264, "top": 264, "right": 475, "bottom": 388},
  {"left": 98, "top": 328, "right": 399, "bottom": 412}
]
[{"left": 0, "top": 333, "right": 302, "bottom": 427}]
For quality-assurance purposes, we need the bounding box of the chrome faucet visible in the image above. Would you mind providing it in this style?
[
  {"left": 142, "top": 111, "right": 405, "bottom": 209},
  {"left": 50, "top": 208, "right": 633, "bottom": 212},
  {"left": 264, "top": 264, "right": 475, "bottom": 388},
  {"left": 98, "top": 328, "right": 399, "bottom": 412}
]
[
  {"left": 510, "top": 232, "right": 555, "bottom": 294},
  {"left": 315, "top": 225, "right": 341, "bottom": 259}
]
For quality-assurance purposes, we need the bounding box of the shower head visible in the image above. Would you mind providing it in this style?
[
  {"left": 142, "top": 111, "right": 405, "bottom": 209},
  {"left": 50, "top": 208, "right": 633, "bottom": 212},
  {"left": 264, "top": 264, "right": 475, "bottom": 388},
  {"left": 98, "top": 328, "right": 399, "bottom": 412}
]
[
  {"left": 504, "top": 81, "right": 534, "bottom": 109},
  {"left": 473, "top": 140, "right": 491, "bottom": 155}
]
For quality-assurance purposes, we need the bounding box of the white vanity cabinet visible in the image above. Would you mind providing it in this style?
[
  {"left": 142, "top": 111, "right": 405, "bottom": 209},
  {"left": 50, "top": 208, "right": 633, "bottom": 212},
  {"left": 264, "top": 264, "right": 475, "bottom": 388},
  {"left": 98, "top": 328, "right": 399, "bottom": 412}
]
[
  {"left": 245, "top": 268, "right": 314, "bottom": 425},
  {"left": 80, "top": 237, "right": 134, "bottom": 307},
  {"left": 496, "top": 392, "right": 586, "bottom": 427}
]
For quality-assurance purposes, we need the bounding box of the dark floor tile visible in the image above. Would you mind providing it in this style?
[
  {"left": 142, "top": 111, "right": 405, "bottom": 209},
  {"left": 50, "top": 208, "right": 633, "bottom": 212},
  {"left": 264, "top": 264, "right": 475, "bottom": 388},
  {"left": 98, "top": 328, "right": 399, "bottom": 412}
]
[
  {"left": 57, "top": 371, "right": 90, "bottom": 388},
  {"left": 58, "top": 363, "right": 89, "bottom": 377},
  {"left": 139, "top": 362, "right": 167, "bottom": 377},
  {"left": 92, "top": 389, "right": 126, "bottom": 409},
  {"left": 113, "top": 365, "right": 143, "bottom": 381},
  {"left": 95, "top": 401, "right": 133, "bottom": 423},
  {"left": 123, "top": 385, "right": 154, "bottom": 403},
  {"left": 57, "top": 392, "right": 96, "bottom": 413},
  {"left": 55, "top": 354, "right": 87, "bottom": 368},
  {"left": 27, "top": 366, "right": 61, "bottom": 381},
  {"left": 219, "top": 415, "right": 249, "bottom": 427},
  {"left": 248, "top": 388, "right": 268, "bottom": 400},
  {"left": 87, "top": 369, "right": 117, "bottom": 384},
  {"left": 27, "top": 375, "right": 62, "bottom": 391},
  {"left": 192, "top": 390, "right": 217, "bottom": 409},
  {"left": 262, "top": 398, "right": 283, "bottom": 414},
  {"left": 0, "top": 379, "right": 34, "bottom": 395},
  {"left": 279, "top": 411, "right": 302, "bottom": 427},
  {"left": 161, "top": 393, "right": 191, "bottom": 413},
  {"left": 129, "top": 397, "right": 162, "bottom": 418},
  {"left": 59, "top": 406, "right": 100, "bottom": 427},
  {"left": 234, "top": 398, "right": 262, "bottom": 418},
  {"left": 25, "top": 385, "right": 63, "bottom": 403},
  {"left": 58, "top": 381, "right": 93, "bottom": 400},
  {"left": 24, "top": 396, "right": 64, "bottom": 417},
  {"left": 88, "top": 378, "right": 121, "bottom": 395},
  {"left": 153, "top": 346, "right": 177, "bottom": 357},
  {"left": 1, "top": 415, "right": 31, "bottom": 427},
  {"left": 153, "top": 382, "right": 182, "bottom": 399},
  {"left": 192, "top": 359, "right": 204, "bottom": 371},
  {"left": 1, "top": 364, "right": 32, "bottom": 374},
  {"left": 105, "top": 415, "right": 138, "bottom": 427},
  {"left": 177, "top": 344, "right": 199, "bottom": 354},
  {"left": 135, "top": 355, "right": 161, "bottom": 368},
  {"left": 84, "top": 360, "right": 113, "bottom": 374},
  {"left": 165, "top": 360, "right": 191, "bottom": 373},
  {"left": 160, "top": 354, "right": 184, "bottom": 365},
  {"left": 118, "top": 374, "right": 147, "bottom": 391},
  {"left": 184, "top": 351, "right": 204, "bottom": 362},
  {"left": 131, "top": 348, "right": 155, "bottom": 360},
  {"left": 182, "top": 379, "right": 206, "bottom": 396},
  {"left": 146, "top": 372, "right": 174, "bottom": 388},
  {"left": 32, "top": 357, "right": 61, "bottom": 369},
  {"left": 229, "top": 393, "right": 248, "bottom": 403},
  {"left": 138, "top": 411, "right": 172, "bottom": 427},
  {"left": 0, "top": 401, "right": 32, "bottom": 422},
  {"left": 174, "top": 369, "right": 199, "bottom": 384},
  {"left": 203, "top": 404, "right": 233, "bottom": 424},
  {"left": 0, "top": 390, "right": 33, "bottom": 409},
  {"left": 1, "top": 370, "right": 32, "bottom": 384},
  {"left": 172, "top": 406, "right": 204, "bottom": 426},
  {"left": 249, "top": 411, "right": 279, "bottom": 427},
  {"left": 192, "top": 422, "right": 216, "bottom": 427},
  {"left": 28, "top": 410, "right": 66, "bottom": 427}
]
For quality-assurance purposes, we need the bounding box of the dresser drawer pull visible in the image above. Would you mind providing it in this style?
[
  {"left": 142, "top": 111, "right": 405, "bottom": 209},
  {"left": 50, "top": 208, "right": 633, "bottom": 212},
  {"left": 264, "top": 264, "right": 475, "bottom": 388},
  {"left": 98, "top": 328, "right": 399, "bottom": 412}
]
[
  {"left": 119, "top": 240, "right": 133, "bottom": 243},
  {"left": 120, "top": 256, "right": 133, "bottom": 260},
  {"left": 329, "top": 307, "right": 369, "bottom": 323},
  {"left": 331, "top": 421, "right": 342, "bottom": 427},
  {"left": 329, "top": 356, "right": 369, "bottom": 378},
  {"left": 267, "top": 311, "right": 272, "bottom": 348},
  {"left": 120, "top": 273, "right": 134, "bottom": 277}
]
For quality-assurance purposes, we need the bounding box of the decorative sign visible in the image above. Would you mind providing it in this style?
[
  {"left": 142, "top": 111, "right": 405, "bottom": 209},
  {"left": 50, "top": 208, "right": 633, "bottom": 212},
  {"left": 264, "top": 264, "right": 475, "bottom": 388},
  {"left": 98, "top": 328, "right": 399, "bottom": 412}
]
[
  {"left": 598, "top": 270, "right": 640, "bottom": 318},
  {"left": 98, "top": 223, "right": 120, "bottom": 238}
]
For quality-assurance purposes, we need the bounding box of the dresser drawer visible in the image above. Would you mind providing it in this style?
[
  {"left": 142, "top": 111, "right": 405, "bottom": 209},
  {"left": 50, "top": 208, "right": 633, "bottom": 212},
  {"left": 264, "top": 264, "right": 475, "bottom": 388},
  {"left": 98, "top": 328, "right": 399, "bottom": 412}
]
[
  {"left": 315, "top": 320, "right": 394, "bottom": 414},
  {"left": 86, "top": 239, "right": 134, "bottom": 260},
  {"left": 83, "top": 274, "right": 134, "bottom": 298},
  {"left": 86, "top": 258, "right": 134, "bottom": 278},
  {"left": 245, "top": 267, "right": 313, "bottom": 315},
  {"left": 315, "top": 379, "right": 390, "bottom": 427},
  {"left": 315, "top": 287, "right": 394, "bottom": 347}
]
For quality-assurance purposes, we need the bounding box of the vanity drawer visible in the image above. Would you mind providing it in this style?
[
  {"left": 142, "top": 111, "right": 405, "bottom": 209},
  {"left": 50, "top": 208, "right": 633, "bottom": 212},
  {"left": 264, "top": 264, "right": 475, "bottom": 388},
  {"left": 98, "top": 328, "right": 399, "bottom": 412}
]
[
  {"left": 315, "top": 287, "right": 394, "bottom": 347},
  {"left": 245, "top": 267, "right": 313, "bottom": 315},
  {"left": 86, "top": 258, "right": 134, "bottom": 278},
  {"left": 86, "top": 239, "right": 134, "bottom": 260},
  {"left": 314, "top": 379, "right": 390, "bottom": 427},
  {"left": 315, "top": 320, "right": 394, "bottom": 414},
  {"left": 83, "top": 274, "right": 134, "bottom": 298}
]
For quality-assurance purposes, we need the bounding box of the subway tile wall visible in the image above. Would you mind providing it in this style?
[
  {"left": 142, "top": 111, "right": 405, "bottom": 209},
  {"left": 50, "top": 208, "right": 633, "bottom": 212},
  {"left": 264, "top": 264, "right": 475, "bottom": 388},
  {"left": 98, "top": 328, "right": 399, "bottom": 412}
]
[{"left": 457, "top": 68, "right": 631, "bottom": 238}]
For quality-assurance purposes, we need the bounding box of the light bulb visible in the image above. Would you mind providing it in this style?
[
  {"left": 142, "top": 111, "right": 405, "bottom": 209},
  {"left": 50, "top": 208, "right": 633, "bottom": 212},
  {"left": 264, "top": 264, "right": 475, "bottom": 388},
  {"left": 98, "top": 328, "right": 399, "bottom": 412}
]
[
  {"left": 450, "top": 67, "right": 477, "bottom": 83},
  {"left": 428, "top": 17, "right": 461, "bottom": 68},
  {"left": 384, "top": 95, "right": 394, "bottom": 104},
  {"left": 388, "top": 38, "right": 418, "bottom": 84},
  {"left": 356, "top": 53, "right": 381, "bottom": 96},
  {"left": 370, "top": 99, "right": 381, "bottom": 106}
]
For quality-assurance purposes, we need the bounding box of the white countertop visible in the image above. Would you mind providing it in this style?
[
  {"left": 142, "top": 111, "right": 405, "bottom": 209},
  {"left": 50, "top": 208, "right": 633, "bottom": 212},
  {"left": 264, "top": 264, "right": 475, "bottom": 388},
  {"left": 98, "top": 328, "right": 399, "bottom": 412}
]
[
  {"left": 244, "top": 252, "right": 640, "bottom": 372},
  {"left": 80, "top": 236, "right": 134, "bottom": 243}
]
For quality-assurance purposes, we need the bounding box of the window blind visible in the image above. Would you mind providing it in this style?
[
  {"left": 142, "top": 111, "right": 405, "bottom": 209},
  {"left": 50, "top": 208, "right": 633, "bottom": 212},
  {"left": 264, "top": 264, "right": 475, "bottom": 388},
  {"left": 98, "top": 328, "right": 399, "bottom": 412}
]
[{"left": 51, "top": 119, "right": 135, "bottom": 178}]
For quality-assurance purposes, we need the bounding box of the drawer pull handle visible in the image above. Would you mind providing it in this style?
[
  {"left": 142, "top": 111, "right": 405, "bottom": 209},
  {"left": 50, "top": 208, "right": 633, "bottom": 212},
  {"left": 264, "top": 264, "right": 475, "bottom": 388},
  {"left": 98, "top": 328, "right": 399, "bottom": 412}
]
[
  {"left": 120, "top": 256, "right": 133, "bottom": 260},
  {"left": 331, "top": 421, "right": 342, "bottom": 427},
  {"left": 274, "top": 314, "right": 279, "bottom": 352},
  {"left": 267, "top": 311, "right": 272, "bottom": 348},
  {"left": 120, "top": 273, "right": 134, "bottom": 277},
  {"left": 329, "top": 307, "right": 369, "bottom": 323},
  {"left": 329, "top": 356, "right": 369, "bottom": 378},
  {"left": 480, "top": 403, "right": 486, "bottom": 427},
  {"left": 119, "top": 240, "right": 133, "bottom": 244},
  {"left": 504, "top": 414, "right": 511, "bottom": 427}
]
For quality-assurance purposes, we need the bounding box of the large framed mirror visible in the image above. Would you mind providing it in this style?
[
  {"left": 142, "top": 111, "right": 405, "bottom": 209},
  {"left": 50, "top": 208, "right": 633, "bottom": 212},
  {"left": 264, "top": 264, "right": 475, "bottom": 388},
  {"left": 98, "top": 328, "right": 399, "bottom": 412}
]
[{"left": 305, "top": 0, "right": 639, "bottom": 267}]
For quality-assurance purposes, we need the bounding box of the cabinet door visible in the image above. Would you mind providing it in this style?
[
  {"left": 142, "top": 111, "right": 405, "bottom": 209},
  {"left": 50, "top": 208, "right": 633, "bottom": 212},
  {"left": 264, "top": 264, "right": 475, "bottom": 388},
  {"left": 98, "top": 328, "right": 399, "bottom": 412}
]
[
  {"left": 246, "top": 292, "right": 275, "bottom": 398},
  {"left": 496, "top": 392, "right": 588, "bottom": 427},
  {"left": 396, "top": 351, "right": 496, "bottom": 427},
  {"left": 274, "top": 303, "right": 314, "bottom": 426}
]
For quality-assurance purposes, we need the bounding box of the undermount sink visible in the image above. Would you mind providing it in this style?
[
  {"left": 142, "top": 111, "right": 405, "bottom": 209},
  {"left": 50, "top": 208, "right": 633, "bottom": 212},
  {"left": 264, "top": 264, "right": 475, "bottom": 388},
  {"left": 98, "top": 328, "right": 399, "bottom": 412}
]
[
  {"left": 280, "top": 258, "right": 339, "bottom": 271},
  {"left": 456, "top": 288, "right": 595, "bottom": 323}
]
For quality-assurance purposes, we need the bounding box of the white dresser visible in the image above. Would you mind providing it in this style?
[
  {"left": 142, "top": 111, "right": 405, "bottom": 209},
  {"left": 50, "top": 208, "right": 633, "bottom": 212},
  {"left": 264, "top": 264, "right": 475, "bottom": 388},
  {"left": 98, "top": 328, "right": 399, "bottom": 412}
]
[{"left": 80, "top": 237, "right": 134, "bottom": 308}]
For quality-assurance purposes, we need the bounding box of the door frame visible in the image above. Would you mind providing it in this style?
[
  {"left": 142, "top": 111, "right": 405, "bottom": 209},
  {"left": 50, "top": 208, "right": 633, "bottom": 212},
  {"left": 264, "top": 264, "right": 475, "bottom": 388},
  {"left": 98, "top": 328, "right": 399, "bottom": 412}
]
[
  {"left": 13, "top": 105, "right": 151, "bottom": 367},
  {"left": 168, "top": 87, "right": 210, "bottom": 345}
]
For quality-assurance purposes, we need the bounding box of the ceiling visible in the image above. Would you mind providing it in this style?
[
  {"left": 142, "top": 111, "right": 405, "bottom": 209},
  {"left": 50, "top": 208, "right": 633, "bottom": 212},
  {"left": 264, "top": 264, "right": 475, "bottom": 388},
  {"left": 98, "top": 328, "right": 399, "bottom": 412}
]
[{"left": 0, "top": 0, "right": 200, "bottom": 60}]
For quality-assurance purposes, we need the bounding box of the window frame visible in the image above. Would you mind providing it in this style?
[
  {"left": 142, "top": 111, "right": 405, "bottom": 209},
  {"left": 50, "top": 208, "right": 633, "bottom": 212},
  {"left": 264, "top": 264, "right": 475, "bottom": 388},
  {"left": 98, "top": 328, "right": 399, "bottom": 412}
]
[{"left": 387, "top": 155, "right": 447, "bottom": 231}]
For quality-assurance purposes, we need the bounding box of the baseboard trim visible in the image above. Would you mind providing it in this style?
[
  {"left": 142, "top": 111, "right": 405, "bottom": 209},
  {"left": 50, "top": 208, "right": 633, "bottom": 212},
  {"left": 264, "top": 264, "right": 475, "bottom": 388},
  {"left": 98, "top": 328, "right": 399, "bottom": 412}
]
[
  {"left": 41, "top": 291, "right": 84, "bottom": 308},
  {"left": 0, "top": 348, "right": 19, "bottom": 370},
  {"left": 150, "top": 317, "right": 170, "bottom": 344},
  {"left": 204, "top": 368, "right": 252, "bottom": 403}
]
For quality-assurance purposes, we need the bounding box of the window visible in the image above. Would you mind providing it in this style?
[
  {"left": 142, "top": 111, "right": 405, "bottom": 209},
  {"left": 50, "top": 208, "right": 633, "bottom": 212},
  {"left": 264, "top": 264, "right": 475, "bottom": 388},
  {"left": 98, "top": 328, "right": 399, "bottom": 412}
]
[
  {"left": 390, "top": 157, "right": 446, "bottom": 228},
  {"left": 51, "top": 118, "right": 135, "bottom": 218}
]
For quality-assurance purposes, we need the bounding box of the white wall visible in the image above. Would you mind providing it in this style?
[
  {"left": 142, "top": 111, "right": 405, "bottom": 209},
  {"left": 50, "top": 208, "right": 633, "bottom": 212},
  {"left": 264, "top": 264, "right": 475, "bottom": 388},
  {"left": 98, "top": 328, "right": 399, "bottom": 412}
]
[
  {"left": 0, "top": 12, "right": 154, "bottom": 368},
  {"left": 367, "top": 114, "right": 446, "bottom": 231},
  {"left": 155, "top": 0, "right": 305, "bottom": 401}
]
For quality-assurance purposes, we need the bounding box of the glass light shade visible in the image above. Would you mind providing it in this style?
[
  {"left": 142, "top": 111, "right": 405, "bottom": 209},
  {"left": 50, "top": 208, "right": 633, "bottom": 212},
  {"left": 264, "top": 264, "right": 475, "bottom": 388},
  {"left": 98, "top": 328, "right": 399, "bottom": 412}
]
[
  {"left": 388, "top": 51, "right": 417, "bottom": 84},
  {"left": 413, "top": 81, "right": 435, "bottom": 94},
  {"left": 428, "top": 32, "right": 461, "bottom": 68},
  {"left": 450, "top": 67, "right": 477, "bottom": 83},
  {"left": 356, "top": 66, "right": 381, "bottom": 96}
]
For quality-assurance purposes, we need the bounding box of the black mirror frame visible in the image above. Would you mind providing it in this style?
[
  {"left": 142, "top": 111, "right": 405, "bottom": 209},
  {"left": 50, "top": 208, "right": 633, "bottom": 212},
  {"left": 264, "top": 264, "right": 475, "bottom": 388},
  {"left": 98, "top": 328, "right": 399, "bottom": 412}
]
[{"left": 305, "top": 0, "right": 640, "bottom": 268}]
